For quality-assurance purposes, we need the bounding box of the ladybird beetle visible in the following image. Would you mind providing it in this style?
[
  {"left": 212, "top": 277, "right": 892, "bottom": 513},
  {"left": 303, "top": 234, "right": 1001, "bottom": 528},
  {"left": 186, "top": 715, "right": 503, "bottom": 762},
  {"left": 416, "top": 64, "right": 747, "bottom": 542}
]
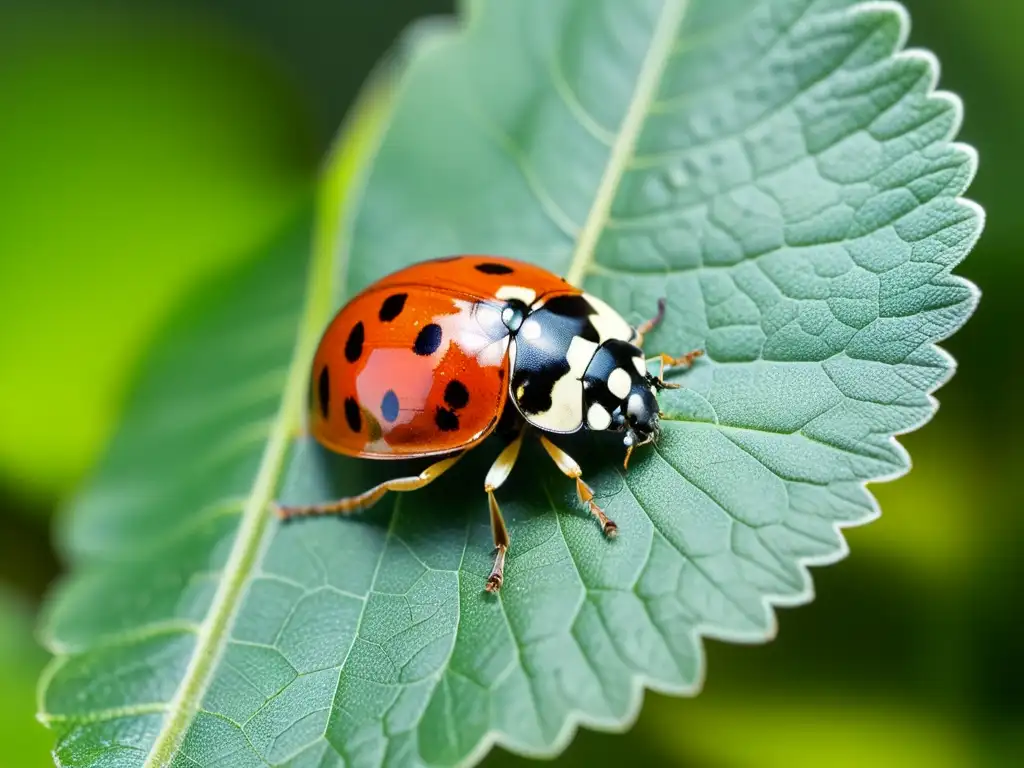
[{"left": 276, "top": 256, "right": 702, "bottom": 592}]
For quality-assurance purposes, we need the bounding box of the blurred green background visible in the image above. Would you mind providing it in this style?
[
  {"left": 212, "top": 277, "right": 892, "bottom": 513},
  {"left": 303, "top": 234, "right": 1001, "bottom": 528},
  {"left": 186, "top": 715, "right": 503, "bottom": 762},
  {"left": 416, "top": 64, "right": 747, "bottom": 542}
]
[{"left": 0, "top": 1, "right": 1018, "bottom": 766}]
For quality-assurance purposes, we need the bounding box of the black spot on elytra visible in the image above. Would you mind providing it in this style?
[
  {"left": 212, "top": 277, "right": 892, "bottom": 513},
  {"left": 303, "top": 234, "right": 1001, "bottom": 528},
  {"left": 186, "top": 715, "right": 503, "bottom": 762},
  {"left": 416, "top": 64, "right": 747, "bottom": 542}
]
[
  {"left": 378, "top": 293, "right": 407, "bottom": 322},
  {"left": 435, "top": 406, "right": 460, "bottom": 432},
  {"left": 444, "top": 380, "right": 469, "bottom": 409},
  {"left": 413, "top": 323, "right": 443, "bottom": 356},
  {"left": 317, "top": 367, "right": 330, "bottom": 419},
  {"left": 475, "top": 262, "right": 514, "bottom": 275},
  {"left": 380, "top": 390, "right": 399, "bottom": 422},
  {"left": 344, "top": 397, "right": 361, "bottom": 432},
  {"left": 345, "top": 321, "right": 364, "bottom": 363}
]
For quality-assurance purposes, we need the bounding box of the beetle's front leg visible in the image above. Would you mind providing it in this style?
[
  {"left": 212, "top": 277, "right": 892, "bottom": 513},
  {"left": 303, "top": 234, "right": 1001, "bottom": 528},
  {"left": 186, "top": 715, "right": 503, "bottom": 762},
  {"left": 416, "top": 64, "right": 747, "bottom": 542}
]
[{"left": 646, "top": 350, "right": 703, "bottom": 389}]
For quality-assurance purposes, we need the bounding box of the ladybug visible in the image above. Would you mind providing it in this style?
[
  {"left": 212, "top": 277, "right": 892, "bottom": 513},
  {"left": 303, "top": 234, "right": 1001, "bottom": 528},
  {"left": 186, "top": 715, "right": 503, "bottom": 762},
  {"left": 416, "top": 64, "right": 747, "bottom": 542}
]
[{"left": 276, "top": 256, "right": 701, "bottom": 591}]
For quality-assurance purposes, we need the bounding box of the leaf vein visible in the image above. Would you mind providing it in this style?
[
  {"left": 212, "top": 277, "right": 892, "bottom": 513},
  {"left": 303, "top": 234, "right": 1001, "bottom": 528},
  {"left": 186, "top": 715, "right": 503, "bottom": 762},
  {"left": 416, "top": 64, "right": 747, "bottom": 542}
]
[
  {"left": 620, "top": 471, "right": 766, "bottom": 630},
  {"left": 565, "top": 0, "right": 691, "bottom": 286}
]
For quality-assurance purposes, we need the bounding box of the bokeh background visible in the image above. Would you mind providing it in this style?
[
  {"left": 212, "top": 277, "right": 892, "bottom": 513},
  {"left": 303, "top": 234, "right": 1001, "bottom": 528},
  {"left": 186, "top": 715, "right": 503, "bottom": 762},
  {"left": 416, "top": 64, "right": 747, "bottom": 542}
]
[{"left": 0, "top": 1, "right": 1018, "bottom": 766}]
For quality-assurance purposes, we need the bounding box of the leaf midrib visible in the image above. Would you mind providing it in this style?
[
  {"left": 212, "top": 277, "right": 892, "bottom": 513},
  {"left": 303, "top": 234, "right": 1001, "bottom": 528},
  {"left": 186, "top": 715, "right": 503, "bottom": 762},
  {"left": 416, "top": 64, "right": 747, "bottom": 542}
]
[
  {"left": 564, "top": 0, "right": 689, "bottom": 286},
  {"left": 140, "top": 126, "right": 377, "bottom": 767},
  {"left": 141, "top": 223, "right": 330, "bottom": 766}
]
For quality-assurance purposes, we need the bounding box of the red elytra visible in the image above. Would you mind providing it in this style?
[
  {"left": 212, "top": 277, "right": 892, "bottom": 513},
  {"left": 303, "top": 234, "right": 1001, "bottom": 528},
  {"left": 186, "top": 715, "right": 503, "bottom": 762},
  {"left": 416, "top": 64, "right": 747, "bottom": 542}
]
[{"left": 307, "top": 255, "right": 574, "bottom": 459}]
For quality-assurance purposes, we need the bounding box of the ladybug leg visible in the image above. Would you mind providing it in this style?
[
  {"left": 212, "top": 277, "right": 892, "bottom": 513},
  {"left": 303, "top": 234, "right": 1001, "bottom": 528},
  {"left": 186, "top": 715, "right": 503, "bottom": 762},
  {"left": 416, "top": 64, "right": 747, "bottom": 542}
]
[
  {"left": 635, "top": 298, "right": 704, "bottom": 385},
  {"left": 273, "top": 453, "right": 463, "bottom": 520},
  {"left": 483, "top": 429, "right": 526, "bottom": 593},
  {"left": 633, "top": 297, "right": 667, "bottom": 347},
  {"left": 645, "top": 349, "right": 704, "bottom": 389},
  {"left": 538, "top": 435, "right": 618, "bottom": 538}
]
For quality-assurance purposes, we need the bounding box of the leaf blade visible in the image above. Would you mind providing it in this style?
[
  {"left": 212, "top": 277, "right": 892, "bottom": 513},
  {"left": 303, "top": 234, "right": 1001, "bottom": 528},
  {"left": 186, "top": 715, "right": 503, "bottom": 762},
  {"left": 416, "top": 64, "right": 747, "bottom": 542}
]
[
  {"left": 39, "top": 216, "right": 311, "bottom": 767},
  {"left": 38, "top": 2, "right": 982, "bottom": 767}
]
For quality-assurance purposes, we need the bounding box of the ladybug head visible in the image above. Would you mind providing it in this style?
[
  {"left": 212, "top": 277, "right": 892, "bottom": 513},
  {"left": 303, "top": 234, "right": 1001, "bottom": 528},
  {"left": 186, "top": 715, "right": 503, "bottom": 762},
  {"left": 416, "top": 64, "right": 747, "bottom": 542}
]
[
  {"left": 581, "top": 340, "right": 666, "bottom": 468},
  {"left": 623, "top": 385, "right": 659, "bottom": 436},
  {"left": 609, "top": 372, "right": 661, "bottom": 469}
]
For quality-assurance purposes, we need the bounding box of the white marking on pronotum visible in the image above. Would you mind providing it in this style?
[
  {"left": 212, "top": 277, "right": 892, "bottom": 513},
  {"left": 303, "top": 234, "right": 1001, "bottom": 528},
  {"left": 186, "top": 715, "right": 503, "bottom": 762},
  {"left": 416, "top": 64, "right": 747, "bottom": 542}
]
[
  {"left": 527, "top": 336, "right": 597, "bottom": 432},
  {"left": 632, "top": 355, "right": 647, "bottom": 377},
  {"left": 540, "top": 376, "right": 584, "bottom": 431},
  {"left": 566, "top": 335, "right": 599, "bottom": 373},
  {"left": 582, "top": 292, "right": 633, "bottom": 342},
  {"left": 608, "top": 368, "right": 631, "bottom": 399},
  {"left": 627, "top": 393, "right": 645, "bottom": 418},
  {"left": 496, "top": 285, "right": 537, "bottom": 305},
  {"left": 587, "top": 402, "right": 612, "bottom": 430}
]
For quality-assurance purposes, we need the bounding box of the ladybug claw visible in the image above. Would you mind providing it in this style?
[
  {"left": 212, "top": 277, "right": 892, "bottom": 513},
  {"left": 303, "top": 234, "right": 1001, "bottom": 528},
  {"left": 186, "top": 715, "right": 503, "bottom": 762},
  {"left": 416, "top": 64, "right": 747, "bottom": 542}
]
[
  {"left": 486, "top": 543, "right": 507, "bottom": 593},
  {"left": 647, "top": 372, "right": 681, "bottom": 391}
]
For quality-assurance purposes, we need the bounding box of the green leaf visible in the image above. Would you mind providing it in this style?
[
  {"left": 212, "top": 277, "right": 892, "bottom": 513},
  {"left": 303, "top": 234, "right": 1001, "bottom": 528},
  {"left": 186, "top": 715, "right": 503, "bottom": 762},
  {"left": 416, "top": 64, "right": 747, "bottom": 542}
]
[{"left": 38, "top": 1, "right": 981, "bottom": 767}]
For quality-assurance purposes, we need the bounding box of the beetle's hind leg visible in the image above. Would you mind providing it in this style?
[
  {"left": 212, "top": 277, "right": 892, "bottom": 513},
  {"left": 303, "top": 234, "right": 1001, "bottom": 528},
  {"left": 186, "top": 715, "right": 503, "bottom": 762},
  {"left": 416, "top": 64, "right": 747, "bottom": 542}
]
[
  {"left": 633, "top": 297, "right": 667, "bottom": 347},
  {"left": 538, "top": 435, "right": 618, "bottom": 537},
  {"left": 274, "top": 453, "right": 463, "bottom": 520},
  {"left": 483, "top": 428, "right": 526, "bottom": 592}
]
